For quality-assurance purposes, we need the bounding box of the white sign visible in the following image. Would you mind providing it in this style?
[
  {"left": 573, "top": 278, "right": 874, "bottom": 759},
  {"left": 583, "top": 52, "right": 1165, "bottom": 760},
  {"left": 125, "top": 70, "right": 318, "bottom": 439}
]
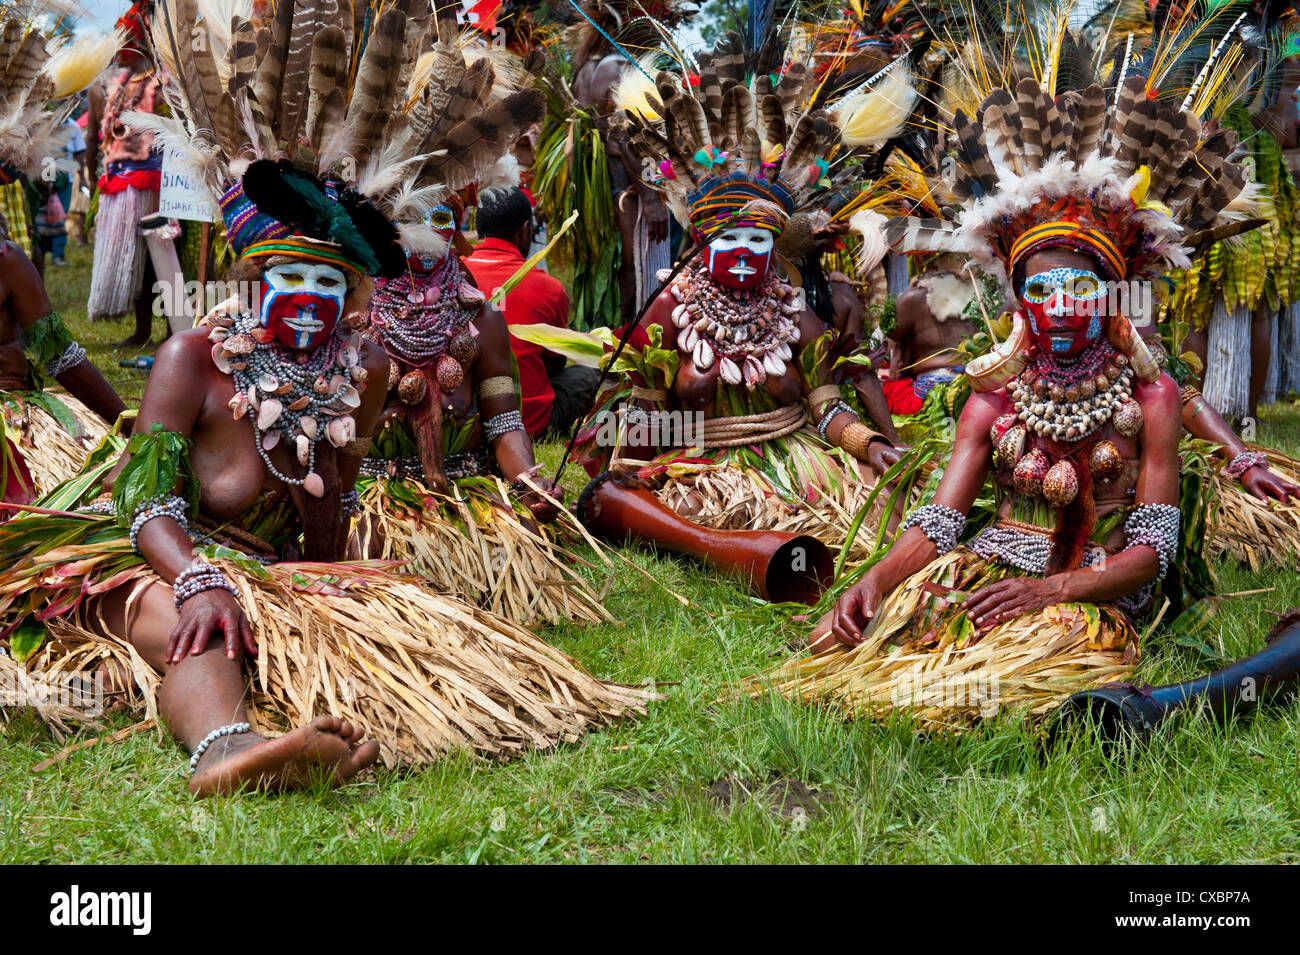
[{"left": 158, "top": 146, "right": 218, "bottom": 223}]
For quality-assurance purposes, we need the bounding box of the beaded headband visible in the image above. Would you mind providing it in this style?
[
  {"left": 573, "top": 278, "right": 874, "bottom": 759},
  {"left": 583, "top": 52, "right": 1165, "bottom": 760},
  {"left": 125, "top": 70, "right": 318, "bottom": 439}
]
[
  {"left": 689, "top": 177, "right": 794, "bottom": 244},
  {"left": 1009, "top": 221, "right": 1126, "bottom": 282},
  {"left": 240, "top": 239, "right": 365, "bottom": 283}
]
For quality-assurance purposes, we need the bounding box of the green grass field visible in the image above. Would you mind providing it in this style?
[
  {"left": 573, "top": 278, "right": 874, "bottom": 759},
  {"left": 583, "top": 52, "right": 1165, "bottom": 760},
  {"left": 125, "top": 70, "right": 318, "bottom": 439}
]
[{"left": 3, "top": 245, "right": 1299, "bottom": 864}]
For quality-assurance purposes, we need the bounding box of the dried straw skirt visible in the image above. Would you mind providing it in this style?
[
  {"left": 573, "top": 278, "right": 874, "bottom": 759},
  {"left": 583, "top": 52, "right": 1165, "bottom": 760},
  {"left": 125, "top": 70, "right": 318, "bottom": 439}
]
[
  {"left": 1209, "top": 445, "right": 1300, "bottom": 570},
  {"left": 645, "top": 429, "right": 895, "bottom": 562},
  {"left": 86, "top": 186, "right": 158, "bottom": 321},
  {"left": 12, "top": 560, "right": 648, "bottom": 767},
  {"left": 1, "top": 389, "right": 111, "bottom": 495},
  {"left": 741, "top": 548, "right": 1137, "bottom": 730},
  {"left": 352, "top": 476, "right": 612, "bottom": 626}
]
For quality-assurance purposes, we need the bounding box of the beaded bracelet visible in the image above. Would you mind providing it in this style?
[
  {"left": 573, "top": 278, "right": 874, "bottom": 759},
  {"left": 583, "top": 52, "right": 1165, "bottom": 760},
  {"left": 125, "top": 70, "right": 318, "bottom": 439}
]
[
  {"left": 899, "top": 503, "right": 966, "bottom": 555},
  {"left": 483, "top": 409, "right": 525, "bottom": 442},
  {"left": 44, "top": 341, "right": 87, "bottom": 378},
  {"left": 188, "top": 722, "right": 252, "bottom": 776},
  {"left": 172, "top": 562, "right": 238, "bottom": 611},
  {"left": 815, "top": 400, "right": 854, "bottom": 441},
  {"left": 1122, "top": 503, "right": 1181, "bottom": 580},
  {"left": 129, "top": 496, "right": 190, "bottom": 553},
  {"left": 1225, "top": 451, "right": 1269, "bottom": 480},
  {"left": 341, "top": 489, "right": 361, "bottom": 522}
]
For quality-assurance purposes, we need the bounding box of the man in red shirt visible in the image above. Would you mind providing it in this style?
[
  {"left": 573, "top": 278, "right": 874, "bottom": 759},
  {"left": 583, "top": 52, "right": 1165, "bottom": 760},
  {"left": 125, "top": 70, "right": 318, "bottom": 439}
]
[{"left": 464, "top": 187, "right": 598, "bottom": 438}]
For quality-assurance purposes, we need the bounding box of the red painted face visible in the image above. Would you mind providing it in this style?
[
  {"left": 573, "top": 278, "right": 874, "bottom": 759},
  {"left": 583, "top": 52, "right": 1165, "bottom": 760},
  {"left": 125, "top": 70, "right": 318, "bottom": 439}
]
[
  {"left": 257, "top": 262, "right": 347, "bottom": 350},
  {"left": 1020, "top": 267, "right": 1108, "bottom": 359},
  {"left": 707, "top": 227, "right": 775, "bottom": 290}
]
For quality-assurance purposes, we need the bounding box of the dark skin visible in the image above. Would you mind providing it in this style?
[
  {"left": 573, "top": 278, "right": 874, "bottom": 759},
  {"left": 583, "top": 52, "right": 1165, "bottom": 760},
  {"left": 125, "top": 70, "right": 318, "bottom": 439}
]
[
  {"left": 888, "top": 277, "right": 978, "bottom": 378},
  {"left": 621, "top": 284, "right": 904, "bottom": 477},
  {"left": 574, "top": 53, "right": 671, "bottom": 324},
  {"left": 374, "top": 242, "right": 561, "bottom": 522},
  {"left": 811, "top": 248, "right": 1182, "bottom": 653},
  {"left": 0, "top": 240, "right": 125, "bottom": 426},
  {"left": 93, "top": 283, "right": 385, "bottom": 795}
]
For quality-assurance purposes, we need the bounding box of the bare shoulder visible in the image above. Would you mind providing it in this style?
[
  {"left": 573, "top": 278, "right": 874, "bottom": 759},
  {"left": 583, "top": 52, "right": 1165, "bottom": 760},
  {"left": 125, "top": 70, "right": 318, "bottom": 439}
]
[
  {"left": 154, "top": 326, "right": 216, "bottom": 373},
  {"left": 472, "top": 303, "right": 509, "bottom": 346},
  {"left": 959, "top": 387, "right": 1013, "bottom": 436},
  {"left": 358, "top": 335, "right": 390, "bottom": 376},
  {"left": 1135, "top": 372, "right": 1181, "bottom": 418}
]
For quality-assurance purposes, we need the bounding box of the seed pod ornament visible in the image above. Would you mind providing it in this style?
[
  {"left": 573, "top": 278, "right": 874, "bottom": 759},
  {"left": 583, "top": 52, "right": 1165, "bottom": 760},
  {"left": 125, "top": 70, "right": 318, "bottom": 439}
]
[
  {"left": 398, "top": 369, "right": 428, "bottom": 405},
  {"left": 1043, "top": 459, "right": 1079, "bottom": 506},
  {"left": 436, "top": 354, "right": 464, "bottom": 393}
]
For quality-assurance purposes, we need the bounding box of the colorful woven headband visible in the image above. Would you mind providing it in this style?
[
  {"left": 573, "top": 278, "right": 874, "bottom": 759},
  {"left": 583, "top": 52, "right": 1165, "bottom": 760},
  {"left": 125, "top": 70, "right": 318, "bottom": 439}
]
[
  {"left": 688, "top": 175, "right": 794, "bottom": 243},
  {"left": 220, "top": 181, "right": 292, "bottom": 257},
  {"left": 1009, "top": 221, "right": 1126, "bottom": 282},
  {"left": 240, "top": 238, "right": 365, "bottom": 283}
]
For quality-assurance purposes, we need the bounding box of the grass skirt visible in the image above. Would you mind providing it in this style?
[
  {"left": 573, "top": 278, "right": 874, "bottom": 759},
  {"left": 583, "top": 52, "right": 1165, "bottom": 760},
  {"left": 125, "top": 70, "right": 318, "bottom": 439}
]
[
  {"left": 0, "top": 485, "right": 646, "bottom": 765},
  {"left": 643, "top": 427, "right": 894, "bottom": 563},
  {"left": 86, "top": 186, "right": 157, "bottom": 321},
  {"left": 1, "top": 389, "right": 110, "bottom": 497},
  {"left": 1209, "top": 445, "right": 1300, "bottom": 570},
  {"left": 741, "top": 549, "right": 1137, "bottom": 730},
  {"left": 352, "top": 475, "right": 612, "bottom": 626}
]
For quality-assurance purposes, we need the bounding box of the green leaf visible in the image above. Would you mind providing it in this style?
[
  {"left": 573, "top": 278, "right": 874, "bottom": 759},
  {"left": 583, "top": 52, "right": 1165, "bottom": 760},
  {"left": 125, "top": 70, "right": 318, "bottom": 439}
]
[{"left": 10, "top": 617, "right": 46, "bottom": 662}]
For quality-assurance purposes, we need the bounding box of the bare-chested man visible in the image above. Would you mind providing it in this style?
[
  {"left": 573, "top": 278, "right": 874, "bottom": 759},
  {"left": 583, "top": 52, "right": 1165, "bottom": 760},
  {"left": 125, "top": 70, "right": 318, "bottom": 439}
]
[{"left": 882, "top": 253, "right": 978, "bottom": 415}]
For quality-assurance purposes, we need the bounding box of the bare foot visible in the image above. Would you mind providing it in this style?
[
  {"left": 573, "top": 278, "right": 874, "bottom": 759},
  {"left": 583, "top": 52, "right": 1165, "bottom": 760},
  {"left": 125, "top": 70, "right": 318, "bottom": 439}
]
[
  {"left": 113, "top": 336, "right": 153, "bottom": 349},
  {"left": 188, "top": 716, "right": 380, "bottom": 798}
]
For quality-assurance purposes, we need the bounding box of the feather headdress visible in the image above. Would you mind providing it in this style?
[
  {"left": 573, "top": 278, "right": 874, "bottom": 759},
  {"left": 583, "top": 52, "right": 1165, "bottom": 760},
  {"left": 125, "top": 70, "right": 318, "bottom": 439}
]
[
  {"left": 0, "top": 16, "right": 120, "bottom": 183},
  {"left": 883, "top": 12, "right": 1263, "bottom": 290},
  {"left": 620, "top": 29, "right": 915, "bottom": 244},
  {"left": 134, "top": 0, "right": 543, "bottom": 271}
]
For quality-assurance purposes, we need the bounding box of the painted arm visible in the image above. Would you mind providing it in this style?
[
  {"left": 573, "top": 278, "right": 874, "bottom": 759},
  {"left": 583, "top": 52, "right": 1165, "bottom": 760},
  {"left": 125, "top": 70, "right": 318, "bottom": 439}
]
[
  {"left": 799, "top": 308, "right": 901, "bottom": 473},
  {"left": 823, "top": 389, "right": 1004, "bottom": 648},
  {"left": 1183, "top": 389, "right": 1298, "bottom": 503}
]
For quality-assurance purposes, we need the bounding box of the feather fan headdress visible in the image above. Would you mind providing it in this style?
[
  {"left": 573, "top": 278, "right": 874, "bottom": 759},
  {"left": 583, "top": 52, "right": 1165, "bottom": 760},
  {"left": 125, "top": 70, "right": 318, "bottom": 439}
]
[
  {"left": 133, "top": 0, "right": 543, "bottom": 275},
  {"left": 619, "top": 29, "right": 916, "bottom": 246},
  {"left": 880, "top": 9, "right": 1267, "bottom": 392},
  {"left": 0, "top": 16, "right": 121, "bottom": 185},
  {"left": 883, "top": 11, "right": 1263, "bottom": 290}
]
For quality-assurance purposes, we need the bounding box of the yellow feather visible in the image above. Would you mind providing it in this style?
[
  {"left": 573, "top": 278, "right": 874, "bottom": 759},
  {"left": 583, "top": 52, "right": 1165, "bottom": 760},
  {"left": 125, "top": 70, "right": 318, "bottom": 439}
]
[
  {"left": 42, "top": 28, "right": 123, "bottom": 99},
  {"left": 611, "top": 56, "right": 662, "bottom": 121},
  {"left": 832, "top": 65, "right": 916, "bottom": 148}
]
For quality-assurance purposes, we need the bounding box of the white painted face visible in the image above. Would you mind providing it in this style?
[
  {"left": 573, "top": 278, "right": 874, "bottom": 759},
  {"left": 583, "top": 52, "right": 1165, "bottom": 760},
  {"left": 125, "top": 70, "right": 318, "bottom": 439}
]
[
  {"left": 259, "top": 262, "right": 348, "bottom": 349},
  {"left": 706, "top": 227, "right": 776, "bottom": 289}
]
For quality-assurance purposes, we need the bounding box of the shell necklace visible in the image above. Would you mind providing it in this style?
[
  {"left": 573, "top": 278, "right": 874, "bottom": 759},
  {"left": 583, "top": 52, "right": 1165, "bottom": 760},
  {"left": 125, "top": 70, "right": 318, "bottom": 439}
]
[
  {"left": 1007, "top": 340, "right": 1142, "bottom": 443},
  {"left": 666, "top": 264, "right": 802, "bottom": 388},
  {"left": 206, "top": 309, "right": 368, "bottom": 497}
]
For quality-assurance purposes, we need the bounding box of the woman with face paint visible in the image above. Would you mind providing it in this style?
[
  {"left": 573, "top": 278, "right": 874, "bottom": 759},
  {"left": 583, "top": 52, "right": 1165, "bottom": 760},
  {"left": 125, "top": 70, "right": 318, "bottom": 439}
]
[
  {"left": 346, "top": 32, "right": 610, "bottom": 627},
  {"left": 0, "top": 1, "right": 648, "bottom": 795},
  {"left": 517, "top": 32, "right": 918, "bottom": 569},
  {"left": 745, "top": 23, "right": 1292, "bottom": 726}
]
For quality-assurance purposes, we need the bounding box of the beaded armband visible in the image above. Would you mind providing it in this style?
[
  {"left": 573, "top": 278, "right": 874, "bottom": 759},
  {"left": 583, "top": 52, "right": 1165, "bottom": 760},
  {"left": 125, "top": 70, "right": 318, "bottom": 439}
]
[
  {"left": 899, "top": 504, "right": 966, "bottom": 555},
  {"left": 1225, "top": 451, "right": 1268, "bottom": 480},
  {"left": 341, "top": 489, "right": 361, "bottom": 522},
  {"left": 483, "top": 409, "right": 525, "bottom": 442},
  {"left": 1122, "top": 503, "right": 1180, "bottom": 580},
  {"left": 45, "top": 342, "right": 87, "bottom": 378},
  {"left": 172, "top": 561, "right": 237, "bottom": 611},
  {"left": 815, "top": 400, "right": 854, "bottom": 440},
  {"left": 129, "top": 496, "right": 190, "bottom": 553}
]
